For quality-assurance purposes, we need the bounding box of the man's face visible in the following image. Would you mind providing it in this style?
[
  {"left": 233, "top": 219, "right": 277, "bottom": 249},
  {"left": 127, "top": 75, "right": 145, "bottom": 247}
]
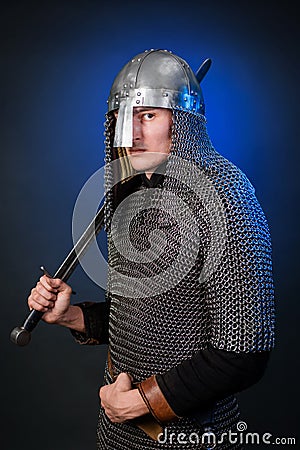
[{"left": 115, "top": 107, "right": 172, "bottom": 174}]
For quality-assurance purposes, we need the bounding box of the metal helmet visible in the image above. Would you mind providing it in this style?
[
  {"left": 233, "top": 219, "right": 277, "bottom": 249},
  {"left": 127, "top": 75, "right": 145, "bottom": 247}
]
[{"left": 107, "top": 49, "right": 211, "bottom": 148}]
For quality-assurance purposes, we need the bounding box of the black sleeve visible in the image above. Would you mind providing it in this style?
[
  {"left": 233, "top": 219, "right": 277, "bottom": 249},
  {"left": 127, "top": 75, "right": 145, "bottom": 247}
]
[
  {"left": 70, "top": 300, "right": 110, "bottom": 345},
  {"left": 156, "top": 344, "right": 270, "bottom": 416}
]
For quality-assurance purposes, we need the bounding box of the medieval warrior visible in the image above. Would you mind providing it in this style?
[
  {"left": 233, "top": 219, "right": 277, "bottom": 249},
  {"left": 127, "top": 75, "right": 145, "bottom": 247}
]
[{"left": 28, "top": 50, "right": 275, "bottom": 449}]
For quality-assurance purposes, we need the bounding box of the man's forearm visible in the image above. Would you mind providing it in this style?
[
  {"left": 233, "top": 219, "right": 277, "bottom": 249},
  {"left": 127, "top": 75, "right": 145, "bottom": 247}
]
[
  {"left": 155, "top": 345, "right": 270, "bottom": 417},
  {"left": 57, "top": 305, "right": 85, "bottom": 333},
  {"left": 68, "top": 301, "right": 110, "bottom": 345}
]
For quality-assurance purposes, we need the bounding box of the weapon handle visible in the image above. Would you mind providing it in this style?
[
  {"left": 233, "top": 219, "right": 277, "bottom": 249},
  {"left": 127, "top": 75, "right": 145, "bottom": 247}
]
[{"left": 10, "top": 205, "right": 105, "bottom": 346}]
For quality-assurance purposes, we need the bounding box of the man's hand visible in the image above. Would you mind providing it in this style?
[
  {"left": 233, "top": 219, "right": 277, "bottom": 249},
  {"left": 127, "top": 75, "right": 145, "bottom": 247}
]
[
  {"left": 27, "top": 275, "right": 85, "bottom": 333},
  {"left": 28, "top": 275, "right": 72, "bottom": 323},
  {"left": 99, "top": 373, "right": 149, "bottom": 423}
]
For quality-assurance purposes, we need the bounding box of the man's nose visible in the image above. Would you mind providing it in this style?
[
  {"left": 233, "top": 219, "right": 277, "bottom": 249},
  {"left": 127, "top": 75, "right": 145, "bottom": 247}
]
[{"left": 132, "top": 116, "right": 142, "bottom": 142}]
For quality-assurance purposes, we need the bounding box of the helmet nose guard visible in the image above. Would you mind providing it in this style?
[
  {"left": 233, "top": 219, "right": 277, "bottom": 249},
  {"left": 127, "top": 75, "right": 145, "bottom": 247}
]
[{"left": 108, "top": 49, "right": 211, "bottom": 148}]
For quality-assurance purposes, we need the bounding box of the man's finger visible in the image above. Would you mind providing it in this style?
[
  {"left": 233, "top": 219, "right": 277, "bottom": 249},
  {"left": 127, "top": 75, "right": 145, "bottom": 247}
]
[
  {"left": 36, "top": 282, "right": 57, "bottom": 301},
  {"left": 39, "top": 275, "right": 58, "bottom": 293}
]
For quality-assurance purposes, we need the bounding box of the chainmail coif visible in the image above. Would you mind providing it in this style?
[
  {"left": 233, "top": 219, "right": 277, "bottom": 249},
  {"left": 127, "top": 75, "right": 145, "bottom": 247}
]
[{"left": 96, "top": 109, "right": 275, "bottom": 449}]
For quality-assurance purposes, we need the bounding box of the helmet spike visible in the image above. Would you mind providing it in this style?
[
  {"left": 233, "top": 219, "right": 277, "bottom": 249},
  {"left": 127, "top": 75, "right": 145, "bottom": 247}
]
[{"left": 195, "top": 58, "right": 212, "bottom": 83}]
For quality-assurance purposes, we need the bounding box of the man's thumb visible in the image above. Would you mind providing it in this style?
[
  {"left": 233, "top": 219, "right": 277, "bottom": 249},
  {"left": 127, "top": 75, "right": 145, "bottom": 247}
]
[
  {"left": 47, "top": 277, "right": 61, "bottom": 289},
  {"left": 115, "top": 373, "right": 132, "bottom": 391}
]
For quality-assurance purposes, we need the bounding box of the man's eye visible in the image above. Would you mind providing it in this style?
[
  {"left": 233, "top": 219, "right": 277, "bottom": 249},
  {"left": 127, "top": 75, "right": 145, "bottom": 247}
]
[{"left": 143, "top": 113, "right": 155, "bottom": 120}]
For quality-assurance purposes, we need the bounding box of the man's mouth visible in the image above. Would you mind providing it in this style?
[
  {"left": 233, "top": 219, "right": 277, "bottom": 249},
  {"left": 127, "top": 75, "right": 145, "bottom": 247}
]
[{"left": 129, "top": 148, "right": 146, "bottom": 154}]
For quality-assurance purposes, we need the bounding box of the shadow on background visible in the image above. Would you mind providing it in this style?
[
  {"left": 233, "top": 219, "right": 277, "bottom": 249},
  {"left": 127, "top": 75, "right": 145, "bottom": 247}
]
[{"left": 1, "top": 1, "right": 299, "bottom": 449}]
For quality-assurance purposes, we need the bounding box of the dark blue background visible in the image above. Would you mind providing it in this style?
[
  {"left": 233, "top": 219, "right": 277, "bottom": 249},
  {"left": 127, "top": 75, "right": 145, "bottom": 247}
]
[{"left": 1, "top": 1, "right": 299, "bottom": 448}]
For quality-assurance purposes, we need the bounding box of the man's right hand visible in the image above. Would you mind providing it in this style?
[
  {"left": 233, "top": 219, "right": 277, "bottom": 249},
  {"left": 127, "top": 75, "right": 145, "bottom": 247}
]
[{"left": 28, "top": 275, "right": 72, "bottom": 325}]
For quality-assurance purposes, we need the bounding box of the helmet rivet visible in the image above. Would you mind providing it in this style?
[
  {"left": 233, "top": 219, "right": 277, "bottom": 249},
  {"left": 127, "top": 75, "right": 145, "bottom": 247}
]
[
  {"left": 132, "top": 59, "right": 135, "bottom": 62},
  {"left": 184, "top": 97, "right": 187, "bottom": 101},
  {"left": 163, "top": 92, "right": 169, "bottom": 97},
  {"left": 126, "top": 92, "right": 129, "bottom": 97},
  {"left": 137, "top": 92, "right": 141, "bottom": 96},
  {"left": 136, "top": 100, "right": 140, "bottom": 104},
  {"left": 115, "top": 94, "right": 119, "bottom": 98},
  {"left": 130, "top": 83, "right": 133, "bottom": 88},
  {"left": 123, "top": 84, "right": 127, "bottom": 88},
  {"left": 137, "top": 58, "right": 141, "bottom": 61}
]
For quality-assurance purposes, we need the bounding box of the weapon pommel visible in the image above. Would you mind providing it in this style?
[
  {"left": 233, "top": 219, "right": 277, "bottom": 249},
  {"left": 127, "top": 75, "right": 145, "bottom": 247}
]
[{"left": 10, "top": 327, "right": 31, "bottom": 346}]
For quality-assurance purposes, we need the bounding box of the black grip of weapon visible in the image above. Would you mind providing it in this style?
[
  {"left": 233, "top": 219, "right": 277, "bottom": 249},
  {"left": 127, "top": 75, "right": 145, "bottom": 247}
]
[
  {"left": 10, "top": 205, "right": 105, "bottom": 346},
  {"left": 23, "top": 309, "right": 45, "bottom": 332}
]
